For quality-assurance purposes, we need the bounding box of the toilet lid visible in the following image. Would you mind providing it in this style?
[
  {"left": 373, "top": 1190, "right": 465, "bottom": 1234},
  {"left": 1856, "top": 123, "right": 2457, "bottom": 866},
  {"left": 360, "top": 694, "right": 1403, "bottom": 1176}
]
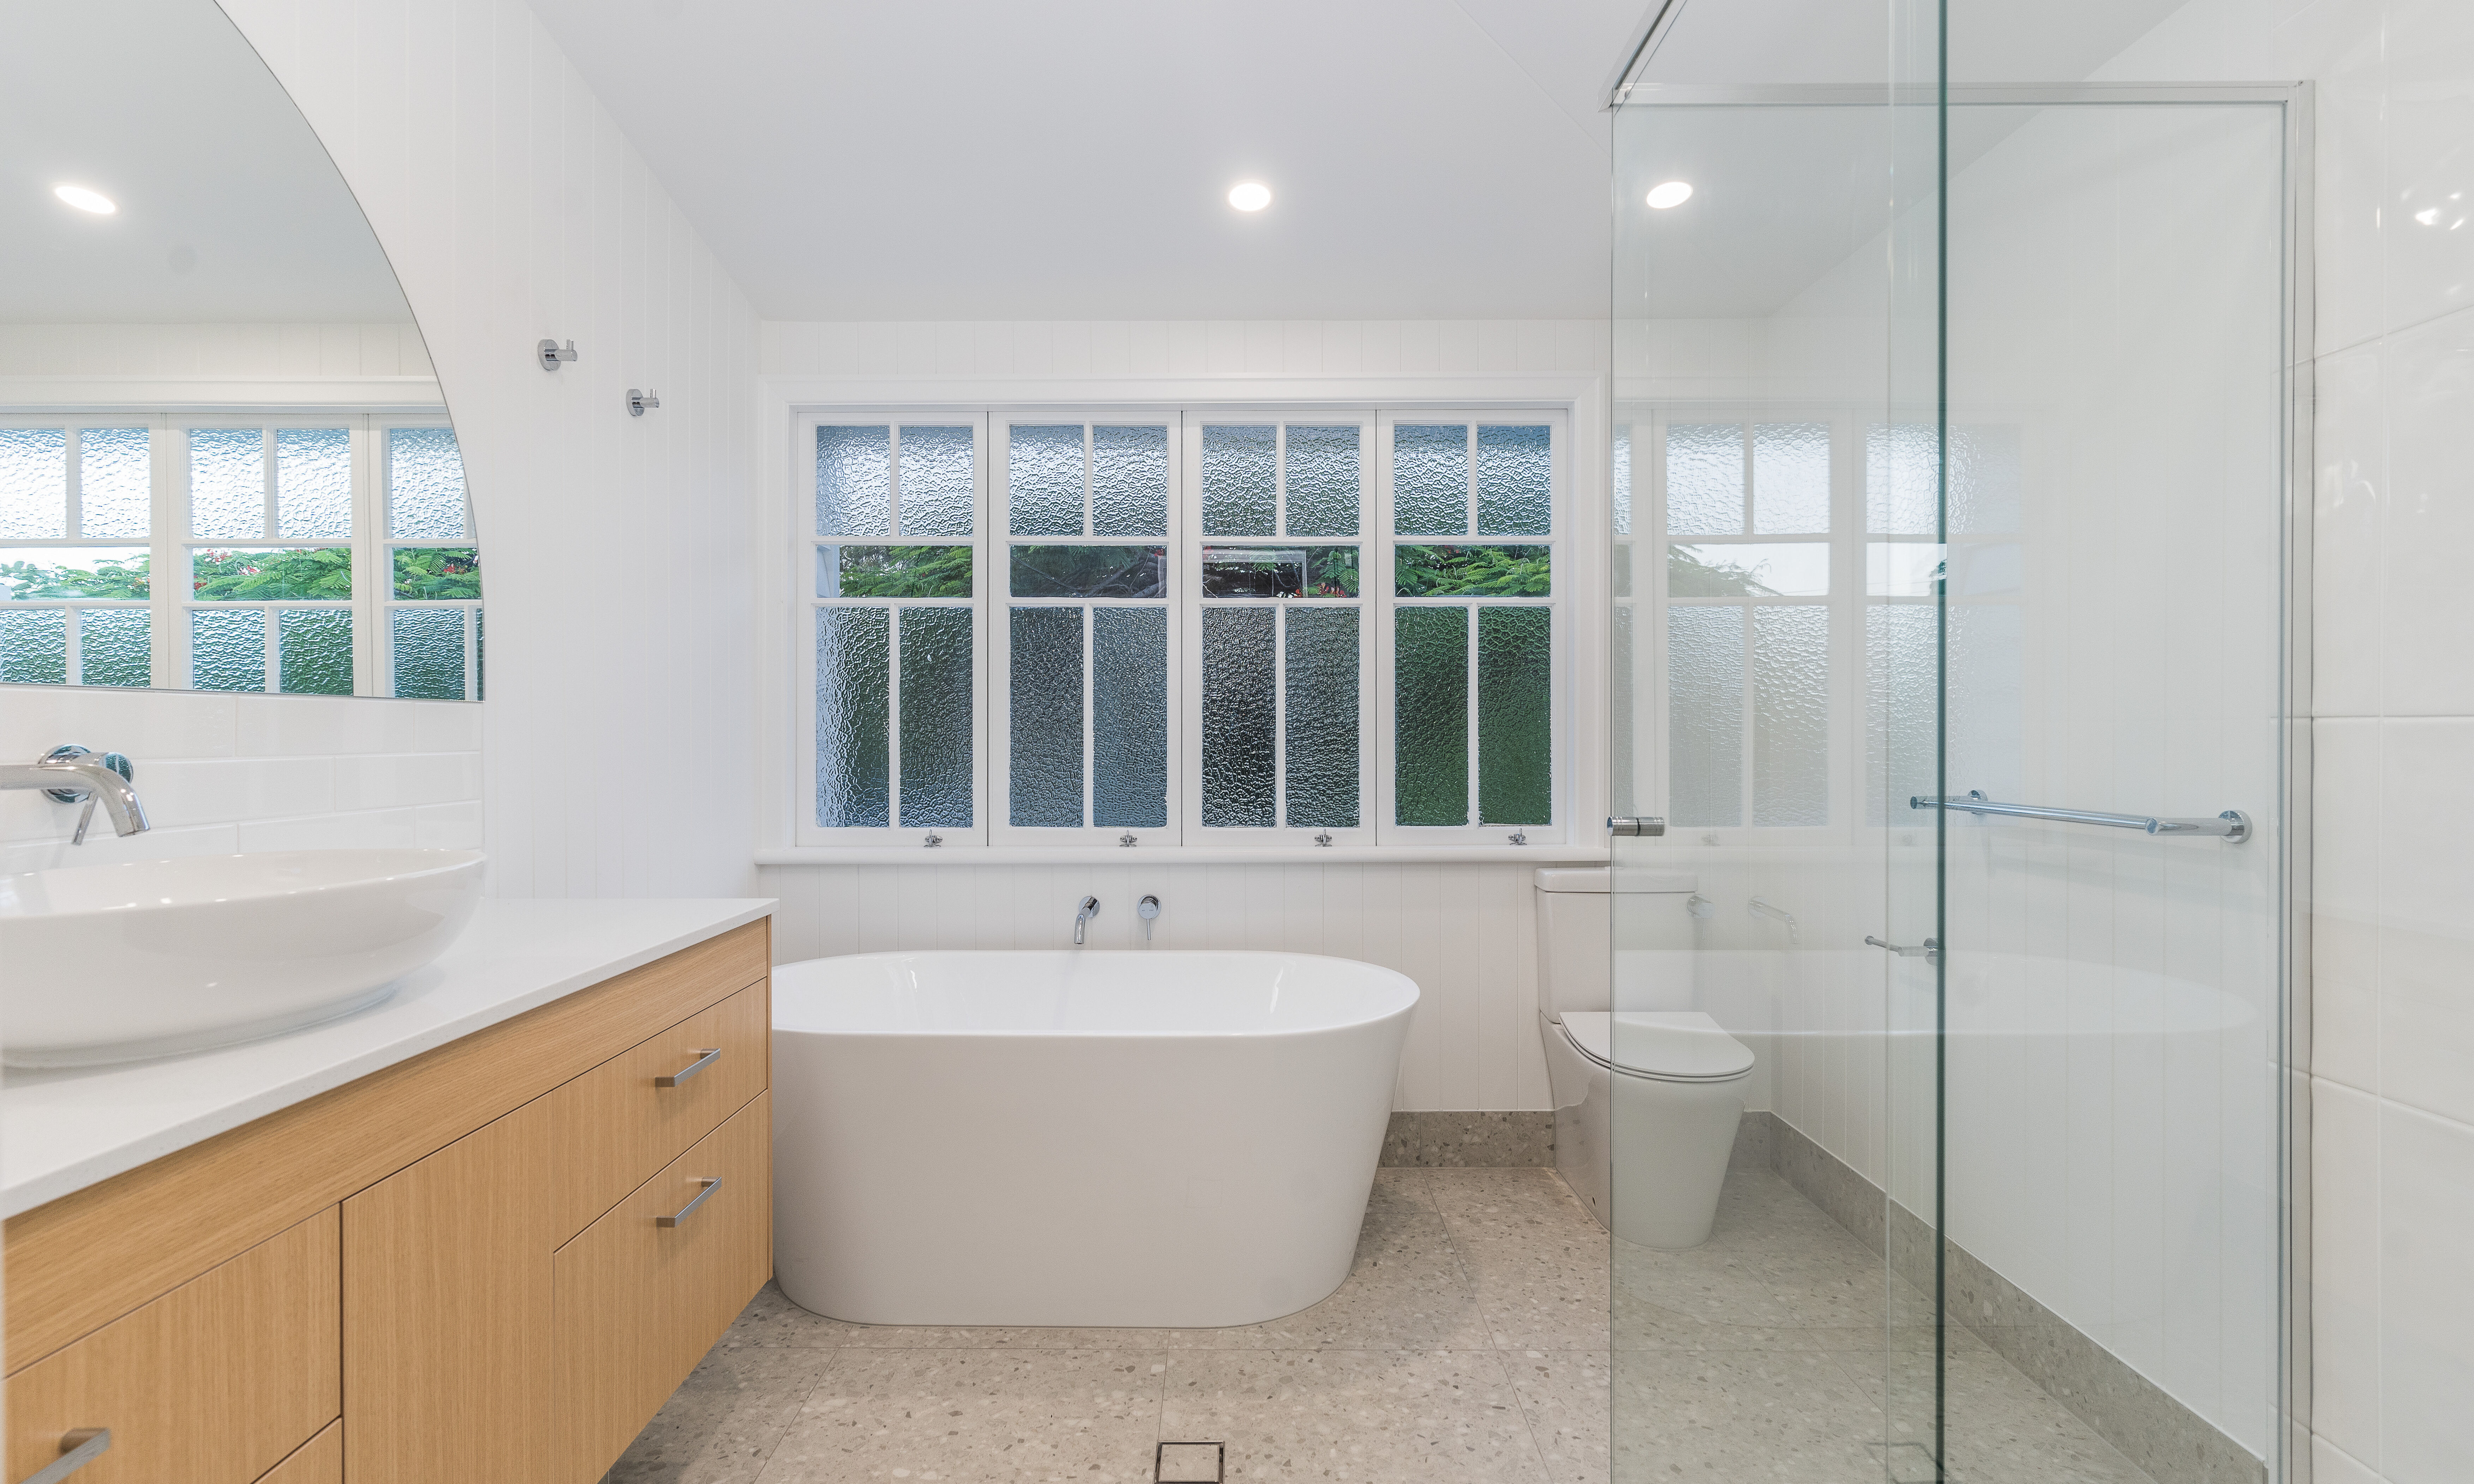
[{"left": 1559, "top": 1011, "right": 1754, "bottom": 1081}]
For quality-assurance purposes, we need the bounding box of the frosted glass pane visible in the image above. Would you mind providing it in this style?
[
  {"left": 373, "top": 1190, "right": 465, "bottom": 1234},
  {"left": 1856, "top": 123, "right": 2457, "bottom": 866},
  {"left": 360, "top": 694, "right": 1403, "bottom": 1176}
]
[
  {"left": 1395, "top": 545, "right": 1550, "bottom": 597},
  {"left": 1613, "top": 542, "right": 1633, "bottom": 599},
  {"left": 77, "top": 608, "right": 150, "bottom": 687},
  {"left": 1947, "top": 603, "right": 2025, "bottom": 810},
  {"left": 1752, "top": 422, "right": 1830, "bottom": 534},
  {"left": 0, "top": 428, "right": 67, "bottom": 539},
  {"left": 1752, "top": 607, "right": 1829, "bottom": 825},
  {"left": 898, "top": 425, "right": 974, "bottom": 537},
  {"left": 1284, "top": 425, "right": 1359, "bottom": 536},
  {"left": 1201, "top": 424, "right": 1276, "bottom": 536},
  {"left": 393, "top": 547, "right": 481, "bottom": 599},
  {"left": 188, "top": 427, "right": 264, "bottom": 539},
  {"left": 818, "top": 545, "right": 971, "bottom": 598},
  {"left": 0, "top": 609, "right": 67, "bottom": 684},
  {"left": 78, "top": 428, "right": 151, "bottom": 538},
  {"left": 1866, "top": 423, "right": 1937, "bottom": 535},
  {"left": 1867, "top": 541, "right": 1942, "bottom": 597},
  {"left": 277, "top": 428, "right": 352, "bottom": 538},
  {"left": 1666, "top": 606, "right": 1743, "bottom": 826},
  {"left": 1009, "top": 545, "right": 1164, "bottom": 598},
  {"left": 192, "top": 607, "right": 267, "bottom": 692},
  {"left": 1393, "top": 606, "right": 1469, "bottom": 825},
  {"left": 388, "top": 427, "right": 469, "bottom": 539},
  {"left": 1611, "top": 425, "right": 1633, "bottom": 536},
  {"left": 898, "top": 607, "right": 973, "bottom": 828},
  {"left": 1200, "top": 606, "right": 1275, "bottom": 827},
  {"left": 1476, "top": 425, "right": 1552, "bottom": 535},
  {"left": 815, "top": 425, "right": 891, "bottom": 537},
  {"left": 279, "top": 608, "right": 353, "bottom": 695},
  {"left": 1092, "top": 606, "right": 1166, "bottom": 829},
  {"left": 1667, "top": 543, "right": 1829, "bottom": 597},
  {"left": 813, "top": 607, "right": 890, "bottom": 828},
  {"left": 1665, "top": 423, "right": 1743, "bottom": 536},
  {"left": 476, "top": 607, "right": 485, "bottom": 702},
  {"left": 1392, "top": 424, "right": 1468, "bottom": 534},
  {"left": 1477, "top": 607, "right": 1552, "bottom": 824},
  {"left": 1611, "top": 603, "right": 1636, "bottom": 817},
  {"left": 391, "top": 607, "right": 466, "bottom": 699},
  {"left": 1092, "top": 425, "right": 1168, "bottom": 536},
  {"left": 1866, "top": 605, "right": 1936, "bottom": 827},
  {"left": 0, "top": 548, "right": 149, "bottom": 600},
  {"left": 1950, "top": 424, "right": 2023, "bottom": 534},
  {"left": 1009, "top": 606, "right": 1083, "bottom": 827},
  {"left": 1285, "top": 606, "right": 1359, "bottom": 828},
  {"left": 1201, "top": 546, "right": 1358, "bottom": 598},
  {"left": 192, "top": 547, "right": 351, "bottom": 601},
  {"left": 1008, "top": 424, "right": 1084, "bottom": 535}
]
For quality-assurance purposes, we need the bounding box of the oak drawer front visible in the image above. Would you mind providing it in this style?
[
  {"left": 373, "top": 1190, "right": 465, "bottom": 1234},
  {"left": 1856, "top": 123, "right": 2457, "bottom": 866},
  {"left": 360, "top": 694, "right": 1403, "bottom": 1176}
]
[
  {"left": 6, "top": 1207, "right": 339, "bottom": 1484},
  {"left": 552, "top": 979, "right": 768, "bottom": 1240},
  {"left": 554, "top": 1092, "right": 771, "bottom": 1484}
]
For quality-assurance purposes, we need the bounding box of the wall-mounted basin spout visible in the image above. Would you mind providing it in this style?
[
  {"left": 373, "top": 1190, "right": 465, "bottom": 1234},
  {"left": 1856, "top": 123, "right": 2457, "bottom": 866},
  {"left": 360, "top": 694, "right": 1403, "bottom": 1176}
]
[{"left": 0, "top": 745, "right": 150, "bottom": 843}]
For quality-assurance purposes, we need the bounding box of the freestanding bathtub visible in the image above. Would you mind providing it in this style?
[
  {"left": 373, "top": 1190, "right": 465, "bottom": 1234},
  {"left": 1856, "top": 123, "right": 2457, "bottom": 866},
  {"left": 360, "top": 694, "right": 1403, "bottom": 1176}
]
[{"left": 772, "top": 949, "right": 1418, "bottom": 1328}]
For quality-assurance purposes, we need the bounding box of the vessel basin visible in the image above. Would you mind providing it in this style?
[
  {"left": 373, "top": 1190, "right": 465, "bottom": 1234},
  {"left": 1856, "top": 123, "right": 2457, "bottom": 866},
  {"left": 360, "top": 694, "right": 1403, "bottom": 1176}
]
[{"left": 0, "top": 849, "right": 485, "bottom": 1068}]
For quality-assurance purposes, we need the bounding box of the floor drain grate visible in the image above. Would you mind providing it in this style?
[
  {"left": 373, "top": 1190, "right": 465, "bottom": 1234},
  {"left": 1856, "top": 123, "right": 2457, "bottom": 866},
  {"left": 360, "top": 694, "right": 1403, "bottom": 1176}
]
[{"left": 1155, "top": 1440, "right": 1225, "bottom": 1483}]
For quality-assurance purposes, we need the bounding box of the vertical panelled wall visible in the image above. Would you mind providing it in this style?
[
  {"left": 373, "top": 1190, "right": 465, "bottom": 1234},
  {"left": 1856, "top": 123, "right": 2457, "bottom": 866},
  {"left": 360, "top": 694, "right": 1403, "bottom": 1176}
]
[
  {"left": 220, "top": 0, "right": 761, "bottom": 898},
  {"left": 759, "top": 318, "right": 1607, "bottom": 1112}
]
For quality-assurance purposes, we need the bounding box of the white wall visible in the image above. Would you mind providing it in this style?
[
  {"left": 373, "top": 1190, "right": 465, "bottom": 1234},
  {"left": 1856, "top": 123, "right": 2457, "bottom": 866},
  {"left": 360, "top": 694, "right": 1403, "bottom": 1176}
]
[
  {"left": 0, "top": 322, "right": 433, "bottom": 380},
  {"left": 218, "top": 0, "right": 762, "bottom": 900}
]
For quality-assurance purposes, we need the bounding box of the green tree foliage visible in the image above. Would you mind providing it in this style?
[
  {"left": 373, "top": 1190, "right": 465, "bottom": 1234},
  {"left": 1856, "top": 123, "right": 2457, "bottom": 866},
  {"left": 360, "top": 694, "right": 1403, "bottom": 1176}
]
[
  {"left": 392, "top": 546, "right": 482, "bottom": 599},
  {"left": 833, "top": 544, "right": 974, "bottom": 598},
  {"left": 0, "top": 554, "right": 150, "bottom": 600},
  {"left": 192, "top": 547, "right": 352, "bottom": 601},
  {"left": 1393, "top": 544, "right": 1552, "bottom": 597},
  {"left": 1665, "top": 546, "right": 1780, "bottom": 597}
]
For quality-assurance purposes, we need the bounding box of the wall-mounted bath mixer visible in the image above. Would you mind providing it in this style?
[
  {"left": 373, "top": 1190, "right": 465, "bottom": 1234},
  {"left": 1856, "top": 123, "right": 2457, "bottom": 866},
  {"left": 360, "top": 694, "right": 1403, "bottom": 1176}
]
[
  {"left": 1073, "top": 895, "right": 1100, "bottom": 945},
  {"left": 1748, "top": 897, "right": 1798, "bottom": 933},
  {"left": 1138, "top": 895, "right": 1161, "bottom": 942}
]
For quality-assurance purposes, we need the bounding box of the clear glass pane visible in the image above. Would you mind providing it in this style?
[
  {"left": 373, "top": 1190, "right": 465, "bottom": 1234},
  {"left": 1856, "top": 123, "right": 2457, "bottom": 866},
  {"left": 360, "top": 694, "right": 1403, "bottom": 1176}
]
[
  {"left": 1611, "top": 424, "right": 1633, "bottom": 537},
  {"left": 1393, "top": 606, "right": 1469, "bottom": 826},
  {"left": 1865, "top": 604, "right": 1934, "bottom": 826},
  {"left": 813, "top": 607, "right": 890, "bottom": 828},
  {"left": 0, "top": 428, "right": 67, "bottom": 539},
  {"left": 1667, "top": 543, "right": 1829, "bottom": 597},
  {"left": 1200, "top": 606, "right": 1276, "bottom": 828},
  {"left": 1007, "top": 424, "right": 1084, "bottom": 536},
  {"left": 1611, "top": 602, "right": 1635, "bottom": 817},
  {"left": 393, "top": 547, "right": 481, "bottom": 600},
  {"left": 387, "top": 427, "right": 469, "bottom": 539},
  {"left": 898, "top": 425, "right": 975, "bottom": 537},
  {"left": 818, "top": 545, "right": 972, "bottom": 599},
  {"left": 1866, "top": 423, "right": 1938, "bottom": 535},
  {"left": 1752, "top": 606, "right": 1828, "bottom": 825},
  {"left": 390, "top": 607, "right": 466, "bottom": 699},
  {"left": 76, "top": 608, "right": 150, "bottom": 687},
  {"left": 1009, "top": 606, "right": 1084, "bottom": 827},
  {"left": 1009, "top": 545, "right": 1165, "bottom": 598},
  {"left": 1752, "top": 422, "right": 1831, "bottom": 534},
  {"left": 897, "top": 607, "right": 973, "bottom": 828},
  {"left": 191, "top": 606, "right": 267, "bottom": 691},
  {"left": 1664, "top": 423, "right": 1744, "bottom": 536},
  {"left": 0, "top": 608, "right": 67, "bottom": 684},
  {"left": 1201, "top": 424, "right": 1277, "bottom": 536},
  {"left": 1394, "top": 544, "right": 1550, "bottom": 597},
  {"left": 1392, "top": 423, "right": 1470, "bottom": 534},
  {"left": 276, "top": 428, "right": 353, "bottom": 538},
  {"left": 1284, "top": 425, "right": 1360, "bottom": 536},
  {"left": 0, "top": 548, "right": 149, "bottom": 600},
  {"left": 1285, "top": 606, "right": 1359, "bottom": 828},
  {"left": 816, "top": 425, "right": 892, "bottom": 537},
  {"left": 1867, "top": 541, "right": 1942, "bottom": 597},
  {"left": 78, "top": 428, "right": 151, "bottom": 538},
  {"left": 187, "top": 427, "right": 264, "bottom": 540},
  {"left": 1092, "top": 606, "right": 1167, "bottom": 829},
  {"left": 1666, "top": 605, "right": 1744, "bottom": 827},
  {"left": 1476, "top": 424, "right": 1552, "bottom": 535},
  {"left": 1477, "top": 606, "right": 1552, "bottom": 824},
  {"left": 279, "top": 608, "right": 353, "bottom": 695},
  {"left": 192, "top": 547, "right": 351, "bottom": 601},
  {"left": 1092, "top": 425, "right": 1168, "bottom": 537},
  {"left": 1200, "top": 545, "right": 1359, "bottom": 598}
]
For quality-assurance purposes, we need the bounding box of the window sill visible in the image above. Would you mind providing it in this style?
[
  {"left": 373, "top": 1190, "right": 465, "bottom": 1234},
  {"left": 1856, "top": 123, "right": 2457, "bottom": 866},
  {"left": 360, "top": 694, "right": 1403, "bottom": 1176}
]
[{"left": 754, "top": 845, "right": 1611, "bottom": 867}]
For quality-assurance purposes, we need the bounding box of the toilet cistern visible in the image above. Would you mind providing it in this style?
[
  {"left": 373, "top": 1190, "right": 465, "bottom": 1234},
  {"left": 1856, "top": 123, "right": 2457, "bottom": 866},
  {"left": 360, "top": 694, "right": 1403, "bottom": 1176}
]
[
  {"left": 1074, "top": 895, "right": 1100, "bottom": 944},
  {"left": 0, "top": 745, "right": 149, "bottom": 844}
]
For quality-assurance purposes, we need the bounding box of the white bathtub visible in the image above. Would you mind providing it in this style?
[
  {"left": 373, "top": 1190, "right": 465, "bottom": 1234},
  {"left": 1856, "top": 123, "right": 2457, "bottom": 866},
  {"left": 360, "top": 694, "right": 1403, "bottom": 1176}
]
[{"left": 771, "top": 949, "right": 1418, "bottom": 1327}]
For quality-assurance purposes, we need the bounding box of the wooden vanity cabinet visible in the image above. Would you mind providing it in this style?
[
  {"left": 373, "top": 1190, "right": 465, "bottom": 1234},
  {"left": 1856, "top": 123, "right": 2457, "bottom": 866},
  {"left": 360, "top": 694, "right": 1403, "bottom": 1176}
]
[{"left": 3, "top": 917, "right": 772, "bottom": 1484}]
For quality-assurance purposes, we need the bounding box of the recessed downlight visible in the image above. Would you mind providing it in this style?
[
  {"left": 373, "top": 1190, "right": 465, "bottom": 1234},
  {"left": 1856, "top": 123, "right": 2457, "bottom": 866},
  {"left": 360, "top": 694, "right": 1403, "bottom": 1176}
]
[
  {"left": 54, "top": 184, "right": 117, "bottom": 215},
  {"left": 1645, "top": 180, "right": 1694, "bottom": 210},
  {"left": 1227, "top": 181, "right": 1272, "bottom": 212}
]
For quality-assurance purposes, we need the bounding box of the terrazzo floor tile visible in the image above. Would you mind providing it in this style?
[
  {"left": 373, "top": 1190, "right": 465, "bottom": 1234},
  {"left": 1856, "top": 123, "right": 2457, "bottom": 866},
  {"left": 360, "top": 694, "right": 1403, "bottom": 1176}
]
[
  {"left": 602, "top": 1346, "right": 837, "bottom": 1484},
  {"left": 1159, "top": 1348, "right": 1550, "bottom": 1484},
  {"left": 1611, "top": 1347, "right": 1887, "bottom": 1482},
  {"left": 1426, "top": 1169, "right": 1612, "bottom": 1351},
  {"left": 758, "top": 1349, "right": 1166, "bottom": 1484},
  {"left": 1834, "top": 1346, "right": 2160, "bottom": 1484},
  {"left": 1503, "top": 1351, "right": 1611, "bottom": 1484}
]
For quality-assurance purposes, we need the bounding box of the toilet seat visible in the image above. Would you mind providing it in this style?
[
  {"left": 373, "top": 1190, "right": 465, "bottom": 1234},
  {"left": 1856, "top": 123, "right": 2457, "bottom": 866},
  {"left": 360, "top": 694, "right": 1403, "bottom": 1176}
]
[{"left": 1555, "top": 1010, "right": 1753, "bottom": 1083}]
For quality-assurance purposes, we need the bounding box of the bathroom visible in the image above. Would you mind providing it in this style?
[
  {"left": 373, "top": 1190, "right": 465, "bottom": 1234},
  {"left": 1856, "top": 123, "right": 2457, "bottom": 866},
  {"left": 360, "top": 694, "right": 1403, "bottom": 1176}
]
[{"left": 0, "top": 0, "right": 2465, "bottom": 1480}]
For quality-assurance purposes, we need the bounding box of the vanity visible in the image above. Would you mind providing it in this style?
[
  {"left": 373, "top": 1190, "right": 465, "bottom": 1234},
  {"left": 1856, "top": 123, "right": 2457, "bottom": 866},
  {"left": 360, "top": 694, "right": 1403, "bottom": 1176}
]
[{"left": 2, "top": 899, "right": 774, "bottom": 1484}]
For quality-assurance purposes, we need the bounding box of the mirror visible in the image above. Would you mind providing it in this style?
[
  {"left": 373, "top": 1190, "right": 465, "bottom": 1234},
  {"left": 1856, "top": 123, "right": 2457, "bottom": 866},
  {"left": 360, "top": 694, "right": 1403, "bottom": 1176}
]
[{"left": 0, "top": 0, "right": 479, "bottom": 701}]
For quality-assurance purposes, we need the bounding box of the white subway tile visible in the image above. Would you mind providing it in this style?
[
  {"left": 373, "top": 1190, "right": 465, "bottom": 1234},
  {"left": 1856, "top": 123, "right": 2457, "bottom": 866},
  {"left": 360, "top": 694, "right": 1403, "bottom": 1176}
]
[
  {"left": 234, "top": 694, "right": 421, "bottom": 757},
  {"left": 2379, "top": 1100, "right": 2474, "bottom": 1479},
  {"left": 236, "top": 809, "right": 420, "bottom": 852},
  {"left": 2312, "top": 343, "right": 2385, "bottom": 717},
  {"left": 137, "top": 756, "right": 335, "bottom": 827},
  {"left": 331, "top": 751, "right": 482, "bottom": 812},
  {"left": 2314, "top": 1076, "right": 2384, "bottom": 1466}
]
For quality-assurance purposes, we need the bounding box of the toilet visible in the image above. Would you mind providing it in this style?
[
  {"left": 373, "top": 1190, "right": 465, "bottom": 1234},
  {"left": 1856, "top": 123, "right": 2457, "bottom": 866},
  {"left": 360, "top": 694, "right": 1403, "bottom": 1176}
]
[{"left": 1535, "top": 867, "right": 1753, "bottom": 1249}]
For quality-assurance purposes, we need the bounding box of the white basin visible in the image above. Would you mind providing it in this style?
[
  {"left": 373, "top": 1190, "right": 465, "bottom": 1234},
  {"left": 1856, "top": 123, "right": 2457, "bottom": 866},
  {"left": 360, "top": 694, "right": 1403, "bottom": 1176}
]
[{"left": 0, "top": 849, "right": 485, "bottom": 1068}]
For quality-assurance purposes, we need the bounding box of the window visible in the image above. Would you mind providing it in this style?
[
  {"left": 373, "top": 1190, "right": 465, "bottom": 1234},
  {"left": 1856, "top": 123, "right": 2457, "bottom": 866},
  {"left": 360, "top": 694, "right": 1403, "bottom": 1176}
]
[
  {"left": 795, "top": 408, "right": 1566, "bottom": 849},
  {"left": 0, "top": 415, "right": 479, "bottom": 697}
]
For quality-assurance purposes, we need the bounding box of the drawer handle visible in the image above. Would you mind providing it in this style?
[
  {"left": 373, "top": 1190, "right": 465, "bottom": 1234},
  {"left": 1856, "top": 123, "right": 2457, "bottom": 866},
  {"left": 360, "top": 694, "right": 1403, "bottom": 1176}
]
[
  {"left": 24, "top": 1429, "right": 110, "bottom": 1484},
  {"left": 655, "top": 1047, "right": 722, "bottom": 1088},
  {"left": 656, "top": 1177, "right": 722, "bottom": 1228}
]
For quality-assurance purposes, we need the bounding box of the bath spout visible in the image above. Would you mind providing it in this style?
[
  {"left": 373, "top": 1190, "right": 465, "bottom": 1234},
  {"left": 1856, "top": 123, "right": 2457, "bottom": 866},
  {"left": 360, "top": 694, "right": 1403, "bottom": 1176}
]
[{"left": 1073, "top": 895, "right": 1099, "bottom": 945}]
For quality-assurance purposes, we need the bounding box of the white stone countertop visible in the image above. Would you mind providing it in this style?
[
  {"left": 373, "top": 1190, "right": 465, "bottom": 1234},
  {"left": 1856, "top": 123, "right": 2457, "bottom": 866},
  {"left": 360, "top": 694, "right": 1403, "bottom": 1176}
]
[{"left": 1, "top": 896, "right": 775, "bottom": 1218}]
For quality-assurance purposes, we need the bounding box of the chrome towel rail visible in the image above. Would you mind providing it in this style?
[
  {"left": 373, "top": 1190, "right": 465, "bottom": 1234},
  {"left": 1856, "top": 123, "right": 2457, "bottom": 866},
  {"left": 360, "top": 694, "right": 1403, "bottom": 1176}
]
[{"left": 1912, "top": 790, "right": 2250, "bottom": 843}]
